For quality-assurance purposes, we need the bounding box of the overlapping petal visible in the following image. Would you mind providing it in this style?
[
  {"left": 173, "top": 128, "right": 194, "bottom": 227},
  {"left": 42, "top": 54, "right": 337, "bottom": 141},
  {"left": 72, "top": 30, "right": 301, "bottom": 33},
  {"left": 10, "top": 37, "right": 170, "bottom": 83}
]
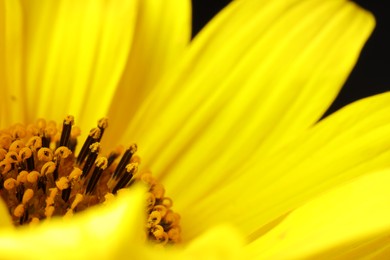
[
  {"left": 0, "top": 186, "right": 244, "bottom": 259},
  {"left": 246, "top": 169, "right": 390, "bottom": 259},
  {"left": 0, "top": 187, "right": 146, "bottom": 259},
  {"left": 0, "top": 0, "right": 25, "bottom": 127},
  {"left": 0, "top": 197, "right": 12, "bottom": 228},
  {"left": 180, "top": 92, "right": 390, "bottom": 240},
  {"left": 21, "top": 0, "right": 138, "bottom": 131},
  {"left": 104, "top": 0, "right": 191, "bottom": 148},
  {"left": 1, "top": 0, "right": 386, "bottom": 258},
  {"left": 124, "top": 0, "right": 374, "bottom": 194},
  {"left": 1, "top": 0, "right": 191, "bottom": 139}
]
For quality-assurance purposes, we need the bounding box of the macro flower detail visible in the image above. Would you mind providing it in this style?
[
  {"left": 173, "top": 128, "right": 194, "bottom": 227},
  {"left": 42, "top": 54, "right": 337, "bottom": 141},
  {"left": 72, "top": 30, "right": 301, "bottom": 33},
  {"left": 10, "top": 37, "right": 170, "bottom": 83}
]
[
  {"left": 0, "top": 116, "right": 181, "bottom": 245},
  {"left": 2, "top": 0, "right": 390, "bottom": 259}
]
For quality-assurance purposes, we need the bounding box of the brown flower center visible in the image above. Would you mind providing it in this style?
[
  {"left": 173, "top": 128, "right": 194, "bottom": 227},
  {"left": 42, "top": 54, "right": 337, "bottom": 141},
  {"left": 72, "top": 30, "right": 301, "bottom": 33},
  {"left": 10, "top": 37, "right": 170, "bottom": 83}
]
[{"left": 0, "top": 116, "right": 181, "bottom": 245}]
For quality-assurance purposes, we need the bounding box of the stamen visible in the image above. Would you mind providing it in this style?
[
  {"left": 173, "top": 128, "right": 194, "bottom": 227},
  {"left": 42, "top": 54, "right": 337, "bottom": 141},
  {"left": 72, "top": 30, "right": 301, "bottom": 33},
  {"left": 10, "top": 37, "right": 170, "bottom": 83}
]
[
  {"left": 85, "top": 157, "right": 107, "bottom": 195},
  {"left": 59, "top": 116, "right": 74, "bottom": 148},
  {"left": 112, "top": 144, "right": 137, "bottom": 180},
  {"left": 97, "top": 118, "right": 108, "bottom": 142},
  {"left": 112, "top": 163, "right": 137, "bottom": 194},
  {"left": 0, "top": 116, "right": 181, "bottom": 245},
  {"left": 77, "top": 128, "right": 101, "bottom": 164},
  {"left": 81, "top": 142, "right": 100, "bottom": 179}
]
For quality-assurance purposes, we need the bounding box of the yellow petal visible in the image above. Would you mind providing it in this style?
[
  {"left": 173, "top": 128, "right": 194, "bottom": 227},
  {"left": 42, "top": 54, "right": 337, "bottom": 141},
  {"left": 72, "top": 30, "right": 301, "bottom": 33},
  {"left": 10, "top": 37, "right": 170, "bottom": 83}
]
[
  {"left": 246, "top": 169, "right": 390, "bottom": 259},
  {"left": 21, "top": 0, "right": 138, "bottom": 132},
  {"left": 0, "top": 0, "right": 25, "bottom": 127},
  {"left": 178, "top": 92, "right": 390, "bottom": 241},
  {"left": 0, "top": 199, "right": 12, "bottom": 228},
  {"left": 0, "top": 186, "right": 146, "bottom": 259},
  {"left": 125, "top": 0, "right": 374, "bottom": 191},
  {"left": 103, "top": 0, "right": 191, "bottom": 148},
  {"left": 178, "top": 225, "right": 244, "bottom": 260}
]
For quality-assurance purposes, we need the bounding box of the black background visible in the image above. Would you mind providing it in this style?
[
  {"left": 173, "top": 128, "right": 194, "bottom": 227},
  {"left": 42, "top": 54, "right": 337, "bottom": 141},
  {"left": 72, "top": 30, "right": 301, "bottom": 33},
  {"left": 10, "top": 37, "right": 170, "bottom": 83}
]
[{"left": 191, "top": 0, "right": 389, "bottom": 117}]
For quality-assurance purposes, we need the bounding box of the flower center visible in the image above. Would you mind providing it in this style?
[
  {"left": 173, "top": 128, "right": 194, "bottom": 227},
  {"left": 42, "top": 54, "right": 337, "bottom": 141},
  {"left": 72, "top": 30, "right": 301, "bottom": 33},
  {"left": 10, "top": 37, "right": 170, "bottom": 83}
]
[{"left": 0, "top": 116, "right": 181, "bottom": 245}]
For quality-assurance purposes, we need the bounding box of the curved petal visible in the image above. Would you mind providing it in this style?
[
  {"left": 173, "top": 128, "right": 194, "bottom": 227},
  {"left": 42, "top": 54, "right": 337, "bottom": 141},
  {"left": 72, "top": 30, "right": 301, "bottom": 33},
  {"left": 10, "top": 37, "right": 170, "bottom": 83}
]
[
  {"left": 20, "top": 0, "right": 138, "bottom": 132},
  {"left": 0, "top": 187, "right": 244, "bottom": 259},
  {"left": 103, "top": 0, "right": 191, "bottom": 148},
  {"left": 178, "top": 92, "right": 390, "bottom": 240},
  {"left": 0, "top": 199, "right": 12, "bottom": 228},
  {"left": 0, "top": 0, "right": 25, "bottom": 127},
  {"left": 246, "top": 169, "right": 390, "bottom": 259},
  {"left": 0, "top": 186, "right": 146, "bottom": 259},
  {"left": 176, "top": 225, "right": 244, "bottom": 260},
  {"left": 124, "top": 0, "right": 374, "bottom": 188}
]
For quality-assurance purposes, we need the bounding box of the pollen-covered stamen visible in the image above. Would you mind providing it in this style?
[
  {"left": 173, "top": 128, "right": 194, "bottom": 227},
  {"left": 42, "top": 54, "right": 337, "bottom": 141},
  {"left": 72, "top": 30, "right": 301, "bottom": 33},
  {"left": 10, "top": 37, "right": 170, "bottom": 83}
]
[
  {"left": 111, "top": 144, "right": 137, "bottom": 180},
  {"left": 81, "top": 142, "right": 101, "bottom": 179},
  {"left": 19, "top": 147, "right": 34, "bottom": 171},
  {"left": 59, "top": 116, "right": 74, "bottom": 148},
  {"left": 85, "top": 157, "right": 107, "bottom": 195},
  {"left": 96, "top": 118, "right": 108, "bottom": 142},
  {"left": 112, "top": 163, "right": 138, "bottom": 194},
  {"left": 0, "top": 116, "right": 181, "bottom": 245},
  {"left": 77, "top": 128, "right": 101, "bottom": 164}
]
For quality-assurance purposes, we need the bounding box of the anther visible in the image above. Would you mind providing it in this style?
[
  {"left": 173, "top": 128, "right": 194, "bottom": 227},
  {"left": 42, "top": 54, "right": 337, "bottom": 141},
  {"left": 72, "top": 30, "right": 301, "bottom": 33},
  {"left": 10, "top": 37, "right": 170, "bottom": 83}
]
[
  {"left": 97, "top": 118, "right": 108, "bottom": 142},
  {"left": 112, "top": 144, "right": 137, "bottom": 180},
  {"left": 81, "top": 142, "right": 100, "bottom": 179},
  {"left": 85, "top": 157, "right": 107, "bottom": 194},
  {"left": 112, "top": 163, "right": 138, "bottom": 194},
  {"left": 77, "top": 128, "right": 101, "bottom": 164},
  {"left": 59, "top": 115, "right": 74, "bottom": 148}
]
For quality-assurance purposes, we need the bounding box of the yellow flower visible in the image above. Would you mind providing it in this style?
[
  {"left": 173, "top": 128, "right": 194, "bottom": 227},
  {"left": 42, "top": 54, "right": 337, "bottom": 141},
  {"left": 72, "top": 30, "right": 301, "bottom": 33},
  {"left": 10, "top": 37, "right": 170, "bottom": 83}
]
[{"left": 1, "top": 0, "right": 390, "bottom": 259}]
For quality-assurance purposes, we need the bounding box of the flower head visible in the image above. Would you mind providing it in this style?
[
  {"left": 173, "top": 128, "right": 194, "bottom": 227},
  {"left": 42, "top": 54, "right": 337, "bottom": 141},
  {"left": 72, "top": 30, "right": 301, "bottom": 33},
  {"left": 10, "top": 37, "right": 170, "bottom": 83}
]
[{"left": 2, "top": 0, "right": 390, "bottom": 259}]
